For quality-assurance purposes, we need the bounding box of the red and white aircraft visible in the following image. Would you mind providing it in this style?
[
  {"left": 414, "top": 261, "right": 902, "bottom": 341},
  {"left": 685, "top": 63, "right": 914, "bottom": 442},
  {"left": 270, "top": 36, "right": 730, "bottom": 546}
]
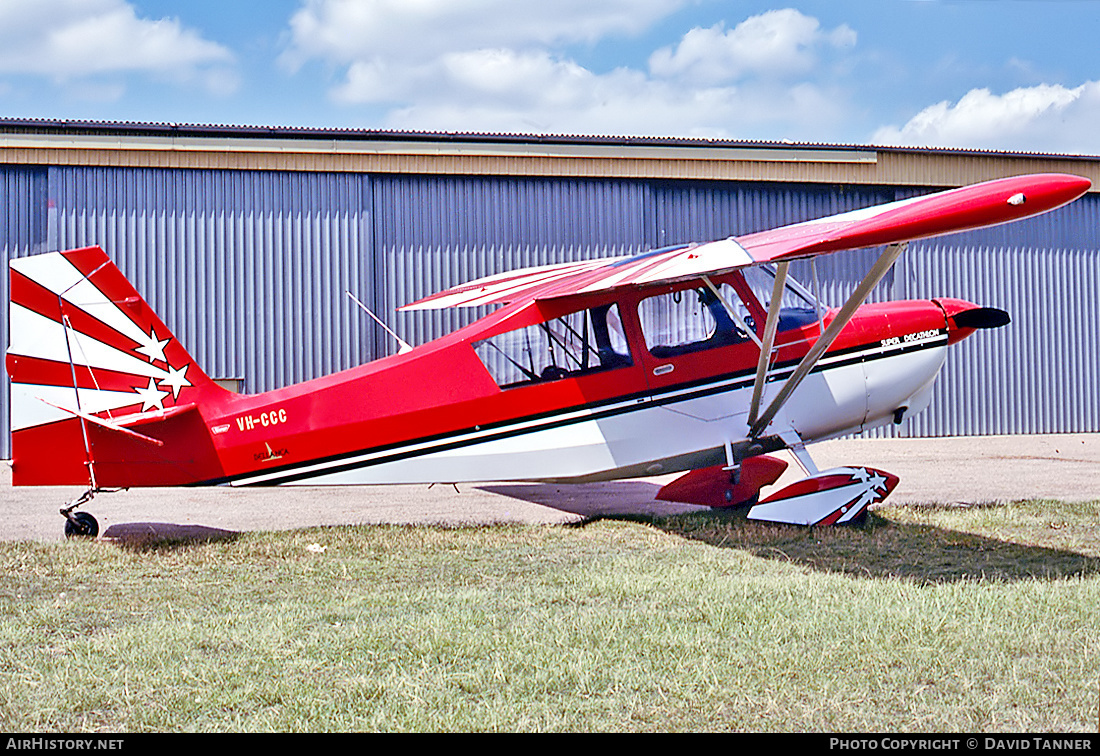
[{"left": 5, "top": 173, "right": 1090, "bottom": 536}]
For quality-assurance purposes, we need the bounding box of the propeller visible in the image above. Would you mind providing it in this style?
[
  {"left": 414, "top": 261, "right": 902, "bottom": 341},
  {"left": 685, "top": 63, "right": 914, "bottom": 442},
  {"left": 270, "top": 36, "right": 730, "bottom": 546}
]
[{"left": 951, "top": 306, "right": 1011, "bottom": 330}]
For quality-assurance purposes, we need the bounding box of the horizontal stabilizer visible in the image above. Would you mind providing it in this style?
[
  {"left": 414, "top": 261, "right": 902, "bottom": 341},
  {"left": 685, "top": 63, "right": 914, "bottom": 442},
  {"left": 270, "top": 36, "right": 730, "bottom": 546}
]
[{"left": 39, "top": 399, "right": 164, "bottom": 446}]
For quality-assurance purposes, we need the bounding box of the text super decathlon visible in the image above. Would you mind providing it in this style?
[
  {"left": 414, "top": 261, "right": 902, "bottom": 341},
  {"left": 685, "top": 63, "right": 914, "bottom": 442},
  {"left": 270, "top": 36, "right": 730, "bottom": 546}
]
[{"left": 6, "top": 173, "right": 1090, "bottom": 537}]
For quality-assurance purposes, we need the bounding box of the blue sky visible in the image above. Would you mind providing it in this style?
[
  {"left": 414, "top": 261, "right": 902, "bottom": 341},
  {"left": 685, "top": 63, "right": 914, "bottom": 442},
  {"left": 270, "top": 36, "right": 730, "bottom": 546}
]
[{"left": 2, "top": 0, "right": 1099, "bottom": 154}]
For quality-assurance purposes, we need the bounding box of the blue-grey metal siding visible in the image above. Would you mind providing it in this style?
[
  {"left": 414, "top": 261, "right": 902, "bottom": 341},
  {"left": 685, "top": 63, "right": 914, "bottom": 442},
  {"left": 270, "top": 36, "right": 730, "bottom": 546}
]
[
  {"left": 47, "top": 167, "right": 372, "bottom": 395},
  {"left": 653, "top": 181, "right": 900, "bottom": 308},
  {"left": 2, "top": 167, "right": 1098, "bottom": 461},
  {"left": 1, "top": 166, "right": 49, "bottom": 457},
  {"left": 375, "top": 175, "right": 653, "bottom": 352},
  {"left": 895, "top": 194, "right": 1100, "bottom": 436}
]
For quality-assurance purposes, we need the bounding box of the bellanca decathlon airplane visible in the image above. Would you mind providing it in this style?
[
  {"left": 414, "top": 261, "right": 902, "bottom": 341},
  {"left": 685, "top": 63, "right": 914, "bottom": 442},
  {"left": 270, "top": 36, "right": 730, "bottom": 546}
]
[{"left": 5, "top": 173, "right": 1091, "bottom": 537}]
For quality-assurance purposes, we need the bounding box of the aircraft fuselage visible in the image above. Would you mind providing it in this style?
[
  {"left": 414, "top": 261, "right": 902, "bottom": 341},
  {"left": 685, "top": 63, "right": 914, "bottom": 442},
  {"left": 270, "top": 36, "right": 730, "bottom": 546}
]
[
  {"left": 183, "top": 280, "right": 980, "bottom": 488},
  {"left": 8, "top": 263, "right": 991, "bottom": 490}
]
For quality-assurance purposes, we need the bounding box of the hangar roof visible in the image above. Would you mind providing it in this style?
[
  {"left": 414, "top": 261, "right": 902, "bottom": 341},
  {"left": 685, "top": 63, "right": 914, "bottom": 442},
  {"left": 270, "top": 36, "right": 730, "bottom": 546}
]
[{"left": 1, "top": 117, "right": 1097, "bottom": 191}]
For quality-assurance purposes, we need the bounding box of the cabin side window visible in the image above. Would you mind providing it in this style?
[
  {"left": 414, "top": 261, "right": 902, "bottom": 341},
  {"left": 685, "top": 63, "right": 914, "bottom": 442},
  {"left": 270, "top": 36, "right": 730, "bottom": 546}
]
[
  {"left": 473, "top": 303, "right": 632, "bottom": 389},
  {"left": 638, "top": 285, "right": 750, "bottom": 358}
]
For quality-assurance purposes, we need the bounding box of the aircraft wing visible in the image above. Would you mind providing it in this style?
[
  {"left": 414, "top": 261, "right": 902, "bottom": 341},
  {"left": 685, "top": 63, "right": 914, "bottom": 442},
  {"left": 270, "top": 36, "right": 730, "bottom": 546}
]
[
  {"left": 400, "top": 173, "right": 1090, "bottom": 310},
  {"left": 735, "top": 172, "right": 1090, "bottom": 261}
]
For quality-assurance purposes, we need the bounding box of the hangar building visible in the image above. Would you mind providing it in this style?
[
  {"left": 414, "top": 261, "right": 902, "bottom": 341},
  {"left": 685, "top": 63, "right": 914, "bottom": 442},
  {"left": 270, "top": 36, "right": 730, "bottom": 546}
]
[{"left": 1, "top": 119, "right": 1098, "bottom": 458}]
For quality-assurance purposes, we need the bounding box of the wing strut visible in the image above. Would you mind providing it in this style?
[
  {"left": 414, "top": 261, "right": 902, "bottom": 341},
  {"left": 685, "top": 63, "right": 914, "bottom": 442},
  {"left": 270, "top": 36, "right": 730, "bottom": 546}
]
[
  {"left": 746, "top": 261, "right": 790, "bottom": 430},
  {"left": 749, "top": 243, "right": 908, "bottom": 440}
]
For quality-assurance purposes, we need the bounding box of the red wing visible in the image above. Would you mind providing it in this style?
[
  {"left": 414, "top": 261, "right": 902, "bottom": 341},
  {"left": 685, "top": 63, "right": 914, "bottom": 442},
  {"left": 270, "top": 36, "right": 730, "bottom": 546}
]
[
  {"left": 401, "top": 173, "right": 1090, "bottom": 310},
  {"left": 737, "top": 173, "right": 1091, "bottom": 262}
]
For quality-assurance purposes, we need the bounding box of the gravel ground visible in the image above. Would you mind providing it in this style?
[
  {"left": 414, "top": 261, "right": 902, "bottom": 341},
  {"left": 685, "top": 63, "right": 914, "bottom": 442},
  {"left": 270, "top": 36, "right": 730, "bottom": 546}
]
[{"left": 2, "top": 433, "right": 1097, "bottom": 542}]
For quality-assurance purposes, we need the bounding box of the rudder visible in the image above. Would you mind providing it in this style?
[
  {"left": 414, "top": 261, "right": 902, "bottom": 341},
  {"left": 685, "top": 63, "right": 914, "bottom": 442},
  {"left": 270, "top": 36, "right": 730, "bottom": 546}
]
[{"left": 7, "top": 246, "right": 226, "bottom": 486}]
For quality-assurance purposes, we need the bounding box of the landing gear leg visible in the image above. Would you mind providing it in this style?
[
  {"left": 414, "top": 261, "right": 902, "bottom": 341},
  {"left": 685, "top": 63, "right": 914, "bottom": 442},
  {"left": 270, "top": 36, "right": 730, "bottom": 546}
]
[{"left": 61, "top": 489, "right": 99, "bottom": 539}]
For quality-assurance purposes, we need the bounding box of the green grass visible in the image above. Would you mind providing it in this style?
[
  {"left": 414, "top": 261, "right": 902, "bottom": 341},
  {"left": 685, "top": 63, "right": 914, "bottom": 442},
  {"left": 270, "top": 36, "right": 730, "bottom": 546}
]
[{"left": 2, "top": 500, "right": 1099, "bottom": 732}]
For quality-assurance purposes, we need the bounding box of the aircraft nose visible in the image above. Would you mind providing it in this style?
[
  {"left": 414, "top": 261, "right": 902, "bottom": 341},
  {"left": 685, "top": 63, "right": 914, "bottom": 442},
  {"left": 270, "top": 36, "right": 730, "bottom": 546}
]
[{"left": 934, "top": 297, "right": 1011, "bottom": 344}]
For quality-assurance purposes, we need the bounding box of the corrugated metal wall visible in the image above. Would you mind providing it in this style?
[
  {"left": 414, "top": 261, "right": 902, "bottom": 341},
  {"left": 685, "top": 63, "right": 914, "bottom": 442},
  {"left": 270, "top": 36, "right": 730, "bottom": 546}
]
[
  {"left": 375, "top": 175, "right": 653, "bottom": 350},
  {"left": 47, "top": 167, "right": 372, "bottom": 393},
  {"left": 1, "top": 166, "right": 48, "bottom": 456},
  {"left": 2, "top": 166, "right": 1097, "bottom": 458},
  {"left": 895, "top": 197, "right": 1100, "bottom": 436},
  {"left": 653, "top": 181, "right": 899, "bottom": 308}
]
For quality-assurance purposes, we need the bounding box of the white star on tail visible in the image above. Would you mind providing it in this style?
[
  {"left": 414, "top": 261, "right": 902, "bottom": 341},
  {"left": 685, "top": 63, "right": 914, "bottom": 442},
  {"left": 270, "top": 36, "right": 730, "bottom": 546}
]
[
  {"left": 851, "top": 467, "right": 890, "bottom": 506},
  {"left": 134, "top": 378, "right": 169, "bottom": 412},
  {"left": 852, "top": 467, "right": 888, "bottom": 490},
  {"left": 158, "top": 363, "right": 192, "bottom": 399},
  {"left": 135, "top": 328, "right": 170, "bottom": 364}
]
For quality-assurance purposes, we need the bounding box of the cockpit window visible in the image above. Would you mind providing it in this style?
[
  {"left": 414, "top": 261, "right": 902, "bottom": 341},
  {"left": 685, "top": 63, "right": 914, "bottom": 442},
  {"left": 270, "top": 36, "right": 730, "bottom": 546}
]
[
  {"left": 638, "top": 269, "right": 822, "bottom": 359},
  {"left": 638, "top": 284, "right": 751, "bottom": 358},
  {"left": 473, "top": 303, "right": 632, "bottom": 389}
]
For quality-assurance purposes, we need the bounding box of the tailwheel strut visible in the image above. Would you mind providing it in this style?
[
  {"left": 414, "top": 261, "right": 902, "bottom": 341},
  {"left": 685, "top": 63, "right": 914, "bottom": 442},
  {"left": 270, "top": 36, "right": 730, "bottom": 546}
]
[{"left": 61, "top": 489, "right": 99, "bottom": 539}]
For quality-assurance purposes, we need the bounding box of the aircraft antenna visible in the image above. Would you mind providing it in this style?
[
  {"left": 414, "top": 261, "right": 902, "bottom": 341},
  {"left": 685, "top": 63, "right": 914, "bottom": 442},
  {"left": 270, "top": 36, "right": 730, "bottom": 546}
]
[{"left": 346, "top": 292, "right": 413, "bottom": 355}]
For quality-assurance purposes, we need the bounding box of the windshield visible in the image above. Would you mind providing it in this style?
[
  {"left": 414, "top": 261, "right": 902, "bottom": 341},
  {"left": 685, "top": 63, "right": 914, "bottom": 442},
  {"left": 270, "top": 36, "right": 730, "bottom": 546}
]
[{"left": 740, "top": 265, "right": 820, "bottom": 312}]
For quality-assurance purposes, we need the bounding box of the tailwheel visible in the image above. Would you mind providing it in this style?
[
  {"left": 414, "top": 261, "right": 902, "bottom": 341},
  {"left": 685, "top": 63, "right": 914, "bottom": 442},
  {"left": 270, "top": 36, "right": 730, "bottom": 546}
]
[
  {"left": 63, "top": 511, "right": 99, "bottom": 539},
  {"left": 61, "top": 489, "right": 99, "bottom": 539}
]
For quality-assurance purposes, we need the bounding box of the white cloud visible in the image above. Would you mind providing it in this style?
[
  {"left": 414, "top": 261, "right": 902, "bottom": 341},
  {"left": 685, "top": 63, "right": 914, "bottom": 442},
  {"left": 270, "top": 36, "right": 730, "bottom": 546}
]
[
  {"left": 375, "top": 50, "right": 852, "bottom": 139},
  {"left": 0, "top": 0, "right": 234, "bottom": 91},
  {"left": 648, "top": 9, "right": 856, "bottom": 85},
  {"left": 286, "top": 3, "right": 858, "bottom": 140},
  {"left": 872, "top": 82, "right": 1100, "bottom": 154},
  {"left": 332, "top": 48, "right": 595, "bottom": 110},
  {"left": 282, "top": 0, "right": 689, "bottom": 70}
]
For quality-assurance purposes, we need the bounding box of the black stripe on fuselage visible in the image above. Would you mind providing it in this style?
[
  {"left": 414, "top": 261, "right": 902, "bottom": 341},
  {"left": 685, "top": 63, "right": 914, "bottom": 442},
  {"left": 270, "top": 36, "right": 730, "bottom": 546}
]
[{"left": 212, "top": 330, "right": 947, "bottom": 487}]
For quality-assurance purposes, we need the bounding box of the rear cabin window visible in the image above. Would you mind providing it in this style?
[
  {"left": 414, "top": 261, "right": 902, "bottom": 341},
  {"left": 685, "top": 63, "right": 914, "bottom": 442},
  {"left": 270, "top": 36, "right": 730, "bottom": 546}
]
[
  {"left": 473, "top": 303, "right": 632, "bottom": 389},
  {"left": 638, "top": 284, "right": 751, "bottom": 358}
]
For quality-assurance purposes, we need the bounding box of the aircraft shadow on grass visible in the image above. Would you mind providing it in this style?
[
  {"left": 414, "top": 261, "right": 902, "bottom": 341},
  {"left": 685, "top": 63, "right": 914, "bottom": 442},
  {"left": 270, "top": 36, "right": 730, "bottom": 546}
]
[
  {"left": 482, "top": 482, "right": 1100, "bottom": 584},
  {"left": 101, "top": 522, "right": 239, "bottom": 550},
  {"left": 92, "top": 480, "right": 1098, "bottom": 580}
]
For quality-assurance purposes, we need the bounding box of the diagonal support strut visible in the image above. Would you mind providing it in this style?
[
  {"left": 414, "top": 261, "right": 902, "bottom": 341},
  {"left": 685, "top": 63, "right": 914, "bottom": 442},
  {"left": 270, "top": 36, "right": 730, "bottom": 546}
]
[
  {"left": 749, "top": 243, "right": 908, "bottom": 440},
  {"left": 746, "top": 261, "right": 789, "bottom": 430}
]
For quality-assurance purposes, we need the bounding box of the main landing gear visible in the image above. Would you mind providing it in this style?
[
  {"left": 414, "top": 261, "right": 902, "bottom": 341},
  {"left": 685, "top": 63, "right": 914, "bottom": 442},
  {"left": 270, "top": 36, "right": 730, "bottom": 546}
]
[{"left": 61, "top": 489, "right": 99, "bottom": 539}]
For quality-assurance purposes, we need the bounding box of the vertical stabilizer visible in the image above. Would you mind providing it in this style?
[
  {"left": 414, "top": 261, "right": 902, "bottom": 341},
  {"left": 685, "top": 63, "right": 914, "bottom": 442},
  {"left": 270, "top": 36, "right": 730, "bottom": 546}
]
[{"left": 7, "top": 246, "right": 227, "bottom": 486}]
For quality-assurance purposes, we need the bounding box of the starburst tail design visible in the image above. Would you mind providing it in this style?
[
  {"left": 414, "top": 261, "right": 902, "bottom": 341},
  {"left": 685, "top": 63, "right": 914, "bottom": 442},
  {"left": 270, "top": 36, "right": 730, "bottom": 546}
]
[{"left": 7, "top": 246, "right": 226, "bottom": 486}]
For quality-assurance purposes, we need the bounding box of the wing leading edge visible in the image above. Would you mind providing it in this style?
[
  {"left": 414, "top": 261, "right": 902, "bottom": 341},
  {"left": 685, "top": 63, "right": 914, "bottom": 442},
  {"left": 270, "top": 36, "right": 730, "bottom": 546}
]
[{"left": 401, "top": 173, "right": 1090, "bottom": 311}]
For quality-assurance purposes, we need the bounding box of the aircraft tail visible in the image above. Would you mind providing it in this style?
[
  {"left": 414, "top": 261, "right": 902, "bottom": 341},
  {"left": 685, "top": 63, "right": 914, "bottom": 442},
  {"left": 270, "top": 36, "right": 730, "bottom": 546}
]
[{"left": 7, "top": 246, "right": 228, "bottom": 486}]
